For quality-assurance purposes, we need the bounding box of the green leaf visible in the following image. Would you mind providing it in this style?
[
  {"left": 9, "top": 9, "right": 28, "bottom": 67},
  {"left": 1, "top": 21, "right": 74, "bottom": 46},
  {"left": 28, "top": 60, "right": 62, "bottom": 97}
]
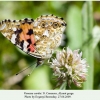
[{"left": 66, "top": 5, "right": 82, "bottom": 49}]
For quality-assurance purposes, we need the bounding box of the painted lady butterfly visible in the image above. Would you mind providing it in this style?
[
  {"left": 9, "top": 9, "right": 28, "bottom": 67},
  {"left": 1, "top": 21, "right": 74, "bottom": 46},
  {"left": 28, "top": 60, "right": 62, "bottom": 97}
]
[{"left": 0, "top": 14, "right": 66, "bottom": 66}]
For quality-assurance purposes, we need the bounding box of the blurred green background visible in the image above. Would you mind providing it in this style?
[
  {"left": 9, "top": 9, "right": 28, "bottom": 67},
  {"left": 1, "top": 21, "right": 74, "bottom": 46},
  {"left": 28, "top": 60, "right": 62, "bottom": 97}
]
[{"left": 0, "top": 1, "right": 100, "bottom": 90}]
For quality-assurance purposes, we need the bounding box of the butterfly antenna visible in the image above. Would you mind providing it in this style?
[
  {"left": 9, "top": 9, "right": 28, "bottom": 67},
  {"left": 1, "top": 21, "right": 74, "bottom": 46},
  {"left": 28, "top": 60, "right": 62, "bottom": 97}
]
[
  {"left": 16, "top": 60, "right": 37, "bottom": 75},
  {"left": 28, "top": 65, "right": 36, "bottom": 76},
  {"left": 28, "top": 58, "right": 44, "bottom": 76}
]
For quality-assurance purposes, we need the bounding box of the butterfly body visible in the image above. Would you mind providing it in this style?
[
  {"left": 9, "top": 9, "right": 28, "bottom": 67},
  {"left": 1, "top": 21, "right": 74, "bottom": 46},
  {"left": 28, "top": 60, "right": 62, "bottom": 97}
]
[{"left": 0, "top": 15, "right": 66, "bottom": 61}]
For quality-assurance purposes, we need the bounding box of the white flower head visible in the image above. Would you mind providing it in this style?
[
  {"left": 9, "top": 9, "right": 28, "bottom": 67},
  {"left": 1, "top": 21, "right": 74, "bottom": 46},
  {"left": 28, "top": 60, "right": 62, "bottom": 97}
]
[{"left": 50, "top": 47, "right": 89, "bottom": 87}]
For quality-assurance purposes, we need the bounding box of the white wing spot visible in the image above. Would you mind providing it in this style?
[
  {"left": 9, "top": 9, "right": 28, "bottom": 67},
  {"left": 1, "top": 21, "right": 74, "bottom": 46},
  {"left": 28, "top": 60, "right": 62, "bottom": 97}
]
[
  {"left": 3, "top": 33, "right": 9, "bottom": 37},
  {"left": 35, "top": 35, "right": 40, "bottom": 40},
  {"left": 43, "top": 30, "right": 49, "bottom": 37},
  {"left": 11, "top": 34, "right": 17, "bottom": 44},
  {"left": 34, "top": 22, "right": 38, "bottom": 27},
  {"left": 12, "top": 27, "right": 17, "bottom": 31},
  {"left": 23, "top": 41, "right": 29, "bottom": 52},
  {"left": 0, "top": 23, "right": 6, "bottom": 30}
]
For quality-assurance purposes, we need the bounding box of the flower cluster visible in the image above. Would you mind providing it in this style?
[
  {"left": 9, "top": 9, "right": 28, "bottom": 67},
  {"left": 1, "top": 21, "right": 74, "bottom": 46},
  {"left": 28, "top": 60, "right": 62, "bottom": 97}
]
[{"left": 50, "top": 47, "right": 89, "bottom": 87}]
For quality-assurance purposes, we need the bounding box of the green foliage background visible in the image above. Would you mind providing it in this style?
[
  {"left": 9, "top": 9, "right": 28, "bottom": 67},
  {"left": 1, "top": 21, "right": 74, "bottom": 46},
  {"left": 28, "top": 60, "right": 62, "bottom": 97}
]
[{"left": 0, "top": 1, "right": 100, "bottom": 90}]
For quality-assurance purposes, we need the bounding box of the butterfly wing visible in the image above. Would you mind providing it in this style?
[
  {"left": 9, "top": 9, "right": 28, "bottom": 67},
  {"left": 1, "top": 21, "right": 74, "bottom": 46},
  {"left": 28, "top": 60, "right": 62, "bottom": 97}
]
[
  {"left": 31, "top": 15, "right": 66, "bottom": 59},
  {"left": 0, "top": 15, "right": 66, "bottom": 59},
  {"left": 0, "top": 18, "right": 40, "bottom": 57}
]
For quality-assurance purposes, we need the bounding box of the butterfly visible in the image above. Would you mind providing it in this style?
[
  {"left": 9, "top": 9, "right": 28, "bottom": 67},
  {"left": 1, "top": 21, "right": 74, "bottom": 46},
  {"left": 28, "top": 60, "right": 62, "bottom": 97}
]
[{"left": 0, "top": 14, "right": 66, "bottom": 67}]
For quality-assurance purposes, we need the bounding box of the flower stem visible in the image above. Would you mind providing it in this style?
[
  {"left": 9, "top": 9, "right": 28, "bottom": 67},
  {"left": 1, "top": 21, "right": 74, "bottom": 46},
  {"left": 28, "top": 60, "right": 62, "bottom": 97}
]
[
  {"left": 59, "top": 81, "right": 67, "bottom": 90},
  {"left": 82, "top": 1, "right": 94, "bottom": 89}
]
